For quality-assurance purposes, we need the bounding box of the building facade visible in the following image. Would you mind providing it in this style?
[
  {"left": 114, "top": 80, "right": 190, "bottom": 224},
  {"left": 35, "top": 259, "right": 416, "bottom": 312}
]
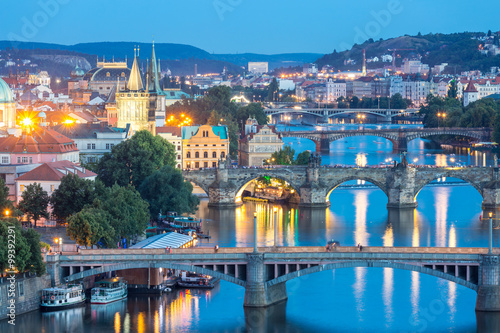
[
  {"left": 238, "top": 118, "right": 283, "bottom": 166},
  {"left": 182, "top": 125, "right": 229, "bottom": 169},
  {"left": 156, "top": 126, "right": 183, "bottom": 169}
]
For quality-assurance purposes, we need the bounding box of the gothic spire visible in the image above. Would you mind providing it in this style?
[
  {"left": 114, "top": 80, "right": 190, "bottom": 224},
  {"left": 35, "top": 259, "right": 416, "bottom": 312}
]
[
  {"left": 147, "top": 41, "right": 162, "bottom": 93},
  {"left": 127, "top": 46, "right": 144, "bottom": 91}
]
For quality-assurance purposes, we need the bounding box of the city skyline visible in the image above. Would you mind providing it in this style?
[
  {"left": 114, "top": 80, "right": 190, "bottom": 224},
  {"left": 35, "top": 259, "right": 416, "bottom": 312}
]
[{"left": 1, "top": 0, "right": 499, "bottom": 54}]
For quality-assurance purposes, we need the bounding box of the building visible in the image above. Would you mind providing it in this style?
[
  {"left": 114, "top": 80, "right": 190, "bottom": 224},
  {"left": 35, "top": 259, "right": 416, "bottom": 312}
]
[
  {"left": 463, "top": 82, "right": 479, "bottom": 107},
  {"left": 15, "top": 160, "right": 96, "bottom": 226},
  {"left": 352, "top": 77, "right": 374, "bottom": 98},
  {"left": 401, "top": 78, "right": 431, "bottom": 106},
  {"left": 238, "top": 118, "right": 283, "bottom": 166},
  {"left": 83, "top": 59, "right": 130, "bottom": 94},
  {"left": 0, "top": 164, "right": 42, "bottom": 202},
  {"left": 248, "top": 62, "right": 268, "bottom": 74},
  {"left": 326, "top": 78, "right": 346, "bottom": 102},
  {"left": 156, "top": 126, "right": 183, "bottom": 169},
  {"left": 303, "top": 63, "right": 318, "bottom": 75},
  {"left": 182, "top": 125, "right": 229, "bottom": 169},
  {"left": 0, "top": 77, "right": 17, "bottom": 130},
  {"left": 163, "top": 89, "right": 191, "bottom": 107},
  {"left": 52, "top": 123, "right": 131, "bottom": 164},
  {"left": 0, "top": 126, "right": 79, "bottom": 165},
  {"left": 116, "top": 46, "right": 159, "bottom": 134},
  {"left": 35, "top": 71, "right": 51, "bottom": 86}
]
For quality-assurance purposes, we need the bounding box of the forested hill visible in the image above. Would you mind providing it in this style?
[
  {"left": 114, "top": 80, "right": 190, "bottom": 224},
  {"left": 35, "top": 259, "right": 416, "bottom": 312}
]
[{"left": 316, "top": 31, "right": 500, "bottom": 73}]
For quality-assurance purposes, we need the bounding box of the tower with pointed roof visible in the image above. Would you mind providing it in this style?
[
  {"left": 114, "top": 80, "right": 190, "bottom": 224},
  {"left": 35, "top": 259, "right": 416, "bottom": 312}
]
[
  {"left": 115, "top": 46, "right": 156, "bottom": 135},
  {"left": 463, "top": 82, "right": 479, "bottom": 107},
  {"left": 146, "top": 41, "right": 166, "bottom": 127}
]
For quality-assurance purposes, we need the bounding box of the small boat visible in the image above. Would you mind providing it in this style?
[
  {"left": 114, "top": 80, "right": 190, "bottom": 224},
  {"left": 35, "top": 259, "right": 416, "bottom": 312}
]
[
  {"left": 91, "top": 277, "right": 128, "bottom": 304},
  {"left": 178, "top": 272, "right": 216, "bottom": 289},
  {"left": 41, "top": 284, "right": 86, "bottom": 311}
]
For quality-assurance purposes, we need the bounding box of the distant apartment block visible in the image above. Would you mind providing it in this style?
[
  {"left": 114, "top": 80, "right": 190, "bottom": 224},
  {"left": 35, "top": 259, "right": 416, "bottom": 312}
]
[{"left": 248, "top": 62, "right": 268, "bottom": 74}]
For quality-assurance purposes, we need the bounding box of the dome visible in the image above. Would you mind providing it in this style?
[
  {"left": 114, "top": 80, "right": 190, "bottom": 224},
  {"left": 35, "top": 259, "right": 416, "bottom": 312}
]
[
  {"left": 0, "top": 78, "right": 14, "bottom": 103},
  {"left": 38, "top": 111, "right": 47, "bottom": 118},
  {"left": 70, "top": 65, "right": 85, "bottom": 78}
]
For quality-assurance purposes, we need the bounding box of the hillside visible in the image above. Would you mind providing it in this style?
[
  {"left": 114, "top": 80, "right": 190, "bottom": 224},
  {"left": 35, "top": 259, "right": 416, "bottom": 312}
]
[{"left": 316, "top": 32, "right": 500, "bottom": 73}]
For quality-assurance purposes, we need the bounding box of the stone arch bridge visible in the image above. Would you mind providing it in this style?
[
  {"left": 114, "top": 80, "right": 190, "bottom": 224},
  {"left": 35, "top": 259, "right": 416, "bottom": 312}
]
[
  {"left": 46, "top": 247, "right": 500, "bottom": 312},
  {"left": 183, "top": 164, "right": 500, "bottom": 210},
  {"left": 278, "top": 127, "right": 491, "bottom": 152}
]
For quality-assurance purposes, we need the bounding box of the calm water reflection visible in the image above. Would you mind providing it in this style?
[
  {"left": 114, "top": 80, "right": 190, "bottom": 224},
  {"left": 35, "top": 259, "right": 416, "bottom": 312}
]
[{"left": 3, "top": 125, "right": 500, "bottom": 332}]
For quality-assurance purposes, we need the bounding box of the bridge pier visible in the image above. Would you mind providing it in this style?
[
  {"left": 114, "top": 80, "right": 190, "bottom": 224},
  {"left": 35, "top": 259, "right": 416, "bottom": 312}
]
[
  {"left": 387, "top": 166, "right": 417, "bottom": 209},
  {"left": 482, "top": 178, "right": 500, "bottom": 212},
  {"left": 208, "top": 167, "right": 240, "bottom": 208},
  {"left": 314, "top": 138, "right": 330, "bottom": 153},
  {"left": 299, "top": 167, "right": 330, "bottom": 208},
  {"left": 476, "top": 255, "right": 500, "bottom": 312},
  {"left": 244, "top": 254, "right": 287, "bottom": 307},
  {"left": 46, "top": 254, "right": 61, "bottom": 286},
  {"left": 392, "top": 136, "right": 408, "bottom": 153}
]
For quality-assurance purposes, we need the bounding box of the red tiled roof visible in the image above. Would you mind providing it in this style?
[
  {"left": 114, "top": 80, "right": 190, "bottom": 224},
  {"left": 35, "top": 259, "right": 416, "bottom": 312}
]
[
  {"left": 464, "top": 82, "right": 478, "bottom": 93},
  {"left": 15, "top": 160, "right": 96, "bottom": 182},
  {"left": 156, "top": 126, "right": 182, "bottom": 137},
  {"left": 0, "top": 128, "right": 78, "bottom": 154}
]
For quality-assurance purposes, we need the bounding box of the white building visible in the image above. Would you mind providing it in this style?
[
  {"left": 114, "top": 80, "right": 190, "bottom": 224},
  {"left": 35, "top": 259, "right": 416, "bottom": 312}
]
[
  {"left": 156, "top": 126, "right": 183, "bottom": 169},
  {"left": 36, "top": 71, "right": 51, "bottom": 86},
  {"left": 402, "top": 80, "right": 431, "bottom": 106},
  {"left": 248, "top": 62, "right": 268, "bottom": 74},
  {"left": 303, "top": 63, "right": 318, "bottom": 75},
  {"left": 326, "top": 78, "right": 347, "bottom": 102},
  {"left": 463, "top": 82, "right": 479, "bottom": 107},
  {"left": 278, "top": 79, "right": 295, "bottom": 91}
]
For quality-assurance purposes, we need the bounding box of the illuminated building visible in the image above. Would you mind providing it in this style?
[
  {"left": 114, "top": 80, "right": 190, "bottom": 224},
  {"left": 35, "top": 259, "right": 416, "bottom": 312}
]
[
  {"left": 0, "top": 77, "right": 17, "bottom": 130},
  {"left": 182, "top": 125, "right": 229, "bottom": 169},
  {"left": 83, "top": 58, "right": 130, "bottom": 94},
  {"left": 248, "top": 62, "right": 268, "bottom": 74},
  {"left": 156, "top": 126, "right": 183, "bottom": 169},
  {"left": 238, "top": 117, "right": 283, "bottom": 166}
]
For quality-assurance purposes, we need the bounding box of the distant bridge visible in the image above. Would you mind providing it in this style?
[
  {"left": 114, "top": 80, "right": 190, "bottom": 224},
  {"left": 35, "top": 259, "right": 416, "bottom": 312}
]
[
  {"left": 46, "top": 246, "right": 500, "bottom": 311},
  {"left": 264, "top": 107, "right": 420, "bottom": 122},
  {"left": 278, "top": 127, "right": 492, "bottom": 152}
]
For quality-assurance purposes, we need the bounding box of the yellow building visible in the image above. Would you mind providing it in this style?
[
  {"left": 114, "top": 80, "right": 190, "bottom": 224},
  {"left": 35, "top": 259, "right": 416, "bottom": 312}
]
[{"left": 182, "top": 125, "right": 229, "bottom": 169}]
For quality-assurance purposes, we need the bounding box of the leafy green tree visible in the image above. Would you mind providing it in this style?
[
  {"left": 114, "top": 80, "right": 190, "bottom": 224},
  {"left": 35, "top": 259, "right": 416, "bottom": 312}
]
[
  {"left": 390, "top": 93, "right": 407, "bottom": 109},
  {"left": 139, "top": 165, "right": 200, "bottom": 218},
  {"left": 0, "top": 222, "right": 30, "bottom": 272},
  {"left": 67, "top": 207, "right": 115, "bottom": 248},
  {"left": 269, "top": 145, "right": 295, "bottom": 165},
  {"left": 18, "top": 183, "right": 50, "bottom": 227},
  {"left": 97, "top": 130, "right": 176, "bottom": 188},
  {"left": 0, "top": 178, "right": 16, "bottom": 217},
  {"left": 51, "top": 174, "right": 102, "bottom": 222},
  {"left": 349, "top": 96, "right": 359, "bottom": 108},
  {"left": 448, "top": 80, "right": 458, "bottom": 99},
  {"left": 294, "top": 151, "right": 311, "bottom": 165},
  {"left": 237, "top": 103, "right": 269, "bottom": 126},
  {"left": 22, "top": 228, "right": 46, "bottom": 275},
  {"left": 99, "top": 185, "right": 150, "bottom": 243}
]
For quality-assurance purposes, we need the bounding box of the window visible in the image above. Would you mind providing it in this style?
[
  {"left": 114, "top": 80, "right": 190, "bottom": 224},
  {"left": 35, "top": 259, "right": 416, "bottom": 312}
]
[
  {"left": 18, "top": 282, "right": 24, "bottom": 297},
  {"left": 187, "top": 163, "right": 191, "bottom": 168},
  {"left": 220, "top": 152, "right": 225, "bottom": 158},
  {"left": 186, "top": 152, "right": 191, "bottom": 158},
  {"left": 177, "top": 155, "right": 181, "bottom": 160},
  {"left": 121, "top": 72, "right": 125, "bottom": 77},
  {"left": 22, "top": 157, "right": 28, "bottom": 163},
  {"left": 17, "top": 157, "right": 21, "bottom": 163},
  {"left": 195, "top": 152, "right": 200, "bottom": 158},
  {"left": 20, "top": 185, "right": 25, "bottom": 192},
  {"left": 212, "top": 162, "right": 217, "bottom": 167},
  {"left": 212, "top": 152, "right": 217, "bottom": 158},
  {"left": 177, "top": 146, "right": 181, "bottom": 151},
  {"left": 195, "top": 162, "right": 199, "bottom": 168},
  {"left": 203, "top": 152, "right": 208, "bottom": 158},
  {"left": 204, "top": 162, "right": 208, "bottom": 168},
  {"left": 1, "top": 156, "right": 9, "bottom": 164},
  {"left": 106, "top": 72, "right": 110, "bottom": 77},
  {"left": 177, "top": 164, "right": 181, "bottom": 169},
  {"left": 50, "top": 185, "right": 55, "bottom": 192},
  {"left": 29, "top": 157, "right": 32, "bottom": 164}
]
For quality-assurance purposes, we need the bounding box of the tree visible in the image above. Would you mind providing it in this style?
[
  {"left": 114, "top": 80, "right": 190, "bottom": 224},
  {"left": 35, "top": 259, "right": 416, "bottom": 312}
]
[
  {"left": 99, "top": 185, "right": 150, "bottom": 243},
  {"left": 448, "top": 80, "right": 458, "bottom": 99},
  {"left": 18, "top": 183, "right": 50, "bottom": 227},
  {"left": 0, "top": 178, "right": 16, "bottom": 217},
  {"left": 0, "top": 222, "right": 30, "bottom": 273},
  {"left": 267, "top": 78, "right": 279, "bottom": 102},
  {"left": 390, "top": 93, "right": 407, "bottom": 109},
  {"left": 51, "top": 174, "right": 102, "bottom": 222},
  {"left": 294, "top": 151, "right": 311, "bottom": 165},
  {"left": 22, "top": 228, "right": 46, "bottom": 275},
  {"left": 269, "top": 145, "right": 295, "bottom": 165},
  {"left": 67, "top": 207, "right": 115, "bottom": 248},
  {"left": 237, "top": 103, "right": 268, "bottom": 126},
  {"left": 139, "top": 165, "right": 200, "bottom": 218},
  {"left": 97, "top": 130, "right": 176, "bottom": 188}
]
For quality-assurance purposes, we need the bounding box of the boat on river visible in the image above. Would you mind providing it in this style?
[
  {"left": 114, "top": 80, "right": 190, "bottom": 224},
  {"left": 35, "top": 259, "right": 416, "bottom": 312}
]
[
  {"left": 90, "top": 277, "right": 128, "bottom": 304},
  {"left": 177, "top": 272, "right": 217, "bottom": 289},
  {"left": 41, "top": 284, "right": 86, "bottom": 311}
]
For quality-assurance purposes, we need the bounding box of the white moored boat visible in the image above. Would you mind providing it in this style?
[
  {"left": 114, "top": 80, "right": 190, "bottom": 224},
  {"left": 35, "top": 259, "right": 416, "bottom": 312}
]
[
  {"left": 41, "top": 284, "right": 86, "bottom": 311},
  {"left": 91, "top": 277, "right": 128, "bottom": 304}
]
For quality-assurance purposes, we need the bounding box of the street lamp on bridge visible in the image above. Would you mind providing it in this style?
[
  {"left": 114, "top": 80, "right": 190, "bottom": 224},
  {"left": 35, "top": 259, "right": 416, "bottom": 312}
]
[{"left": 437, "top": 112, "right": 446, "bottom": 128}]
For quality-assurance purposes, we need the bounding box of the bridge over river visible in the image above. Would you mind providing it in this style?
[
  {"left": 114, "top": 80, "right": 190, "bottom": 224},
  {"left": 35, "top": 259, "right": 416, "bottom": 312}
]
[
  {"left": 183, "top": 161, "right": 500, "bottom": 210},
  {"left": 46, "top": 246, "right": 500, "bottom": 312},
  {"left": 278, "top": 127, "right": 492, "bottom": 152}
]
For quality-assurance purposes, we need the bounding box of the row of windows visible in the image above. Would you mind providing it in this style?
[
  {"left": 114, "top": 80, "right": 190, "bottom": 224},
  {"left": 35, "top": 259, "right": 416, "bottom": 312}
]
[
  {"left": 186, "top": 151, "right": 225, "bottom": 159},
  {"left": 186, "top": 161, "right": 217, "bottom": 169},
  {"left": 187, "top": 144, "right": 225, "bottom": 147},
  {"left": 20, "top": 184, "right": 55, "bottom": 192},
  {"left": 17, "top": 157, "right": 33, "bottom": 164},
  {"left": 86, "top": 143, "right": 114, "bottom": 150}
]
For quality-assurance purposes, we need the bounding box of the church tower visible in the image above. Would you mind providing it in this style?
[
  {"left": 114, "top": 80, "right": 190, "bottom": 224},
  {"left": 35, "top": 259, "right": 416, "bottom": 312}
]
[
  {"left": 116, "top": 46, "right": 156, "bottom": 135},
  {"left": 146, "top": 41, "right": 166, "bottom": 127}
]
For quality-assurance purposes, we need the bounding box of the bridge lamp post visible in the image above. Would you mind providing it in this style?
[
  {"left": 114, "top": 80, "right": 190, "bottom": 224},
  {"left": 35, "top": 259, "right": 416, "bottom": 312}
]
[
  {"left": 273, "top": 207, "right": 278, "bottom": 248},
  {"left": 253, "top": 212, "right": 258, "bottom": 253},
  {"left": 489, "top": 212, "right": 493, "bottom": 255}
]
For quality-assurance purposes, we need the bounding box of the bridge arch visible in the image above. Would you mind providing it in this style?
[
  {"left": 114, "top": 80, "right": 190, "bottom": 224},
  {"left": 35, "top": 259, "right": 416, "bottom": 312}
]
[
  {"left": 63, "top": 262, "right": 246, "bottom": 287},
  {"left": 413, "top": 173, "right": 484, "bottom": 199},
  {"left": 234, "top": 173, "right": 302, "bottom": 204},
  {"left": 265, "top": 261, "right": 478, "bottom": 291},
  {"left": 183, "top": 177, "right": 210, "bottom": 195},
  {"left": 406, "top": 129, "right": 484, "bottom": 143},
  {"left": 325, "top": 176, "right": 389, "bottom": 202}
]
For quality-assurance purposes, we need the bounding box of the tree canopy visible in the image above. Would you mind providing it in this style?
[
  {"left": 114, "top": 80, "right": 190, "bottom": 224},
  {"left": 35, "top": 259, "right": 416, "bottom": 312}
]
[
  {"left": 96, "top": 130, "right": 176, "bottom": 188},
  {"left": 139, "top": 165, "right": 200, "bottom": 218},
  {"left": 18, "top": 183, "right": 50, "bottom": 227},
  {"left": 266, "top": 146, "right": 311, "bottom": 166},
  {"left": 67, "top": 207, "right": 115, "bottom": 248}
]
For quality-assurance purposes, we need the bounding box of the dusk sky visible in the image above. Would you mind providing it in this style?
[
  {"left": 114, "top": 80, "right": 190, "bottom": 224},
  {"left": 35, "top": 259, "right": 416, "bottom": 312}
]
[{"left": 1, "top": 0, "right": 499, "bottom": 54}]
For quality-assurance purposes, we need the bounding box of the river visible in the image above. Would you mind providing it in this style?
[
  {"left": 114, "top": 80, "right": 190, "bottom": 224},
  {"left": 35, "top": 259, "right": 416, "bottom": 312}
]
[{"left": 2, "top": 124, "right": 500, "bottom": 333}]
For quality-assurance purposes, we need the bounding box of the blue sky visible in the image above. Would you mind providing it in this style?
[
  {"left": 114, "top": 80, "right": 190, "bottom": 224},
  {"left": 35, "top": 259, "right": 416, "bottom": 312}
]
[{"left": 1, "top": 0, "right": 499, "bottom": 54}]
